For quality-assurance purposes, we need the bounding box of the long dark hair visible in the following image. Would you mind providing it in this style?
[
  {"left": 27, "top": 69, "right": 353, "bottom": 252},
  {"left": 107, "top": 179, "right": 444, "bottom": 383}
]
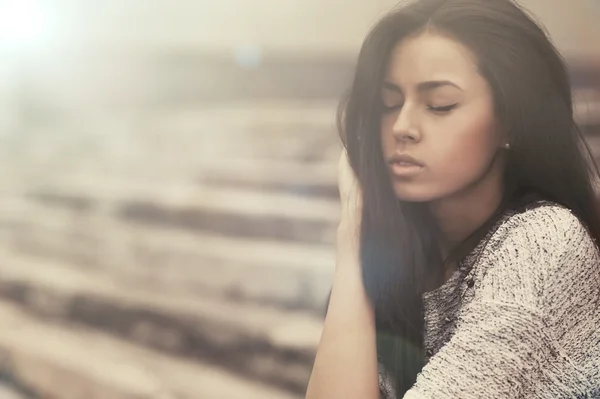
[{"left": 338, "top": 0, "right": 600, "bottom": 394}]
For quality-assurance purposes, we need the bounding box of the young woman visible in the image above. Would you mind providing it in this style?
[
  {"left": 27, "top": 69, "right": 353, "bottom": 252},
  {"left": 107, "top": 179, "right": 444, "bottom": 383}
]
[{"left": 305, "top": 0, "right": 600, "bottom": 398}]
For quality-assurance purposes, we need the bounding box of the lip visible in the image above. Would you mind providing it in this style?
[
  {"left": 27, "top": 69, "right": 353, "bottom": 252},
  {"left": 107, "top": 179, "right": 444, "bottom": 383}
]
[
  {"left": 388, "top": 153, "right": 424, "bottom": 177},
  {"left": 388, "top": 153, "right": 425, "bottom": 167}
]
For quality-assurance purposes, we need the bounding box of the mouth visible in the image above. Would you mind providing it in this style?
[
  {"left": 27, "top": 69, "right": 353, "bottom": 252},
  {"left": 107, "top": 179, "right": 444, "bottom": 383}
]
[{"left": 388, "top": 153, "right": 424, "bottom": 177}]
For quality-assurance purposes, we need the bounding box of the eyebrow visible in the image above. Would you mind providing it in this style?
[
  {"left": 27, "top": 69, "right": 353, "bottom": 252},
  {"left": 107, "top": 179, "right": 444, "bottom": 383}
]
[{"left": 382, "top": 80, "right": 464, "bottom": 93}]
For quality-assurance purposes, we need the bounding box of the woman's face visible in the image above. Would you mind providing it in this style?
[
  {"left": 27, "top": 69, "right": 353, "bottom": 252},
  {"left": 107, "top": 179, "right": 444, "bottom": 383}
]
[{"left": 380, "top": 32, "right": 505, "bottom": 203}]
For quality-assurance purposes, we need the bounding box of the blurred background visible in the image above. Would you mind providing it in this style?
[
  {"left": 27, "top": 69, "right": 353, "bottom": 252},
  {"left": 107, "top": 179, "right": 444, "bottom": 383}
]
[{"left": 0, "top": 0, "right": 597, "bottom": 398}]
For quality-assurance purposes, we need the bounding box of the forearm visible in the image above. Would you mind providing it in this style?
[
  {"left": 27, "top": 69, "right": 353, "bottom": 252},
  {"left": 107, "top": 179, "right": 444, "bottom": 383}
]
[
  {"left": 405, "top": 301, "right": 565, "bottom": 398},
  {"left": 305, "top": 237, "right": 379, "bottom": 399}
]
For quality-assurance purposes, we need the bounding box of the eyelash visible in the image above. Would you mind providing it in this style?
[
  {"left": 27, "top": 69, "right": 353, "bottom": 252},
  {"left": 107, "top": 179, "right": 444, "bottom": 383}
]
[
  {"left": 428, "top": 104, "right": 458, "bottom": 113},
  {"left": 381, "top": 103, "right": 458, "bottom": 113}
]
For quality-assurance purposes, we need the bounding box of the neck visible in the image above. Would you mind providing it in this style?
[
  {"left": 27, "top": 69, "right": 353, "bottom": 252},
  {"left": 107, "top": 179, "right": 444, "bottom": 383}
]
[{"left": 428, "top": 173, "right": 505, "bottom": 258}]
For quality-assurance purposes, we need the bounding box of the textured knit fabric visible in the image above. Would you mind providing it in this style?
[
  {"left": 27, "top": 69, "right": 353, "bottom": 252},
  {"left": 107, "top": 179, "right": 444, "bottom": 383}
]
[{"left": 379, "top": 202, "right": 600, "bottom": 398}]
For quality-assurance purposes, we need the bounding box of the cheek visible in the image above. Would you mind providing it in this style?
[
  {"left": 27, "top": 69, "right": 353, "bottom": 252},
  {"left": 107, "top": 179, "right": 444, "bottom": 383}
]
[
  {"left": 380, "top": 117, "right": 396, "bottom": 152},
  {"left": 433, "top": 111, "right": 499, "bottom": 171}
]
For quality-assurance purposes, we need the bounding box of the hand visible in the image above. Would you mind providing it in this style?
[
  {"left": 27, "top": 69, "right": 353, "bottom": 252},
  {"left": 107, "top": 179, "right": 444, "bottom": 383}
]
[{"left": 337, "top": 150, "right": 363, "bottom": 246}]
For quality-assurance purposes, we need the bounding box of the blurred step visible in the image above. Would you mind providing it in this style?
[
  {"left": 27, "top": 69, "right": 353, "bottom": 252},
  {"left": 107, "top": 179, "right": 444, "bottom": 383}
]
[
  {"left": 26, "top": 178, "right": 340, "bottom": 219},
  {"left": 155, "top": 101, "right": 338, "bottom": 128},
  {"left": 0, "top": 300, "right": 302, "bottom": 399},
  {"left": 0, "top": 201, "right": 335, "bottom": 311},
  {"left": 23, "top": 178, "right": 340, "bottom": 245},
  {"left": 197, "top": 159, "right": 338, "bottom": 199},
  {"left": 0, "top": 249, "right": 322, "bottom": 395}
]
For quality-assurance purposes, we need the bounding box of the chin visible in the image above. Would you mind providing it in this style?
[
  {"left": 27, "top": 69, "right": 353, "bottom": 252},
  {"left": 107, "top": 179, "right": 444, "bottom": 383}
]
[{"left": 392, "top": 184, "right": 446, "bottom": 203}]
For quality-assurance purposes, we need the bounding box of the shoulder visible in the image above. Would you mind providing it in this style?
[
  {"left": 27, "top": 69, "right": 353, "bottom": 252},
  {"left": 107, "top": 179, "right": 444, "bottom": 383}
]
[
  {"left": 487, "top": 202, "right": 596, "bottom": 259},
  {"left": 468, "top": 202, "right": 600, "bottom": 305}
]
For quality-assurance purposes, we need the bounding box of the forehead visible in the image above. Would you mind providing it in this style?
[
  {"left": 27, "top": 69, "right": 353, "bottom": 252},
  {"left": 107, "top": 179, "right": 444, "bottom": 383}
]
[{"left": 385, "top": 32, "right": 481, "bottom": 88}]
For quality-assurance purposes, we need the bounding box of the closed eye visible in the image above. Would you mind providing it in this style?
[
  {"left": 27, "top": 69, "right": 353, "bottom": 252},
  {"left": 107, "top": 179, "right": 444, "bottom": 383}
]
[
  {"left": 428, "top": 104, "right": 458, "bottom": 113},
  {"left": 381, "top": 103, "right": 403, "bottom": 113}
]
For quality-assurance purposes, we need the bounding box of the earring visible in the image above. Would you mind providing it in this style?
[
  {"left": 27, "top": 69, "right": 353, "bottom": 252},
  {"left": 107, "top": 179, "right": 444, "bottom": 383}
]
[{"left": 504, "top": 143, "right": 510, "bottom": 150}]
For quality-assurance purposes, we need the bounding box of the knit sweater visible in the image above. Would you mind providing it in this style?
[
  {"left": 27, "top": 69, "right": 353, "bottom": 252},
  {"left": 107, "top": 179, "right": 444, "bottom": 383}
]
[{"left": 379, "top": 202, "right": 600, "bottom": 398}]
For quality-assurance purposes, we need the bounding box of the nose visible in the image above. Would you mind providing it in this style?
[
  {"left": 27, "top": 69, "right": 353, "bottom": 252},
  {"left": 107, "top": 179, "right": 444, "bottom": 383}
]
[{"left": 391, "top": 106, "right": 421, "bottom": 143}]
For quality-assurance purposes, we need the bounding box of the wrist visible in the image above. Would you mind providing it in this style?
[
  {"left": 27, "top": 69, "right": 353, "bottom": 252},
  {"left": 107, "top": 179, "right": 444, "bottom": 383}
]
[
  {"left": 337, "top": 220, "right": 360, "bottom": 241},
  {"left": 336, "top": 224, "right": 361, "bottom": 271}
]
